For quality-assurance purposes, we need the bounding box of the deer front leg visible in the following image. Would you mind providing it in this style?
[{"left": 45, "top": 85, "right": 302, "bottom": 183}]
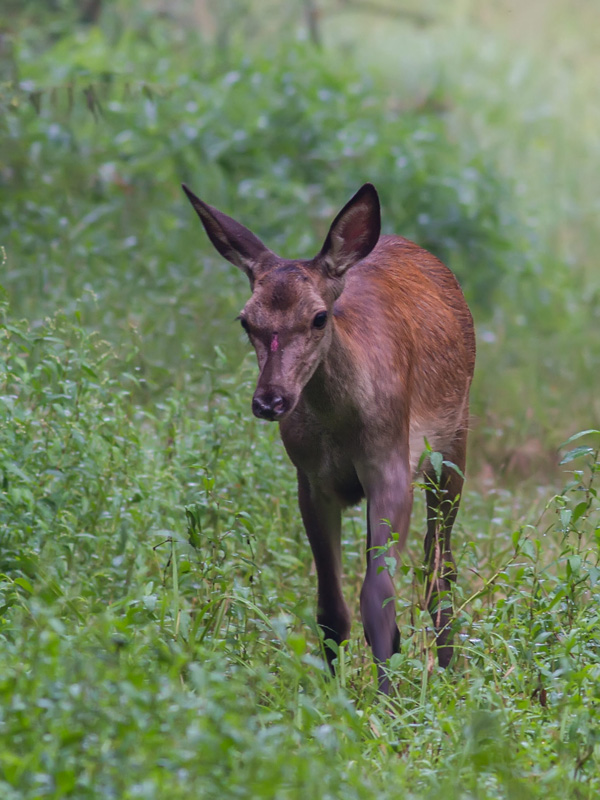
[
  {"left": 297, "top": 469, "right": 351, "bottom": 672},
  {"left": 360, "top": 456, "right": 413, "bottom": 694}
]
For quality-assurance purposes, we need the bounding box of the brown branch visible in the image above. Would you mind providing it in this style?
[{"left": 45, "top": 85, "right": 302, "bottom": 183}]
[
  {"left": 335, "top": 0, "right": 433, "bottom": 26},
  {"left": 303, "top": 0, "right": 322, "bottom": 47},
  {"left": 80, "top": 0, "right": 103, "bottom": 25}
]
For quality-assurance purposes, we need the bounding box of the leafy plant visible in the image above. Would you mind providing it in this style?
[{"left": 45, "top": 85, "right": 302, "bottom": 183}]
[{"left": 1, "top": 2, "right": 600, "bottom": 797}]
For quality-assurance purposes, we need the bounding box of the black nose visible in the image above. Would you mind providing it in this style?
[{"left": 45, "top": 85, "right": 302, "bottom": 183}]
[{"left": 252, "top": 393, "right": 288, "bottom": 421}]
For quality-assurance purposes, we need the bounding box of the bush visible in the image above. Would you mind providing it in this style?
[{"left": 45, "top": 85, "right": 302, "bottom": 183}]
[{"left": 1, "top": 4, "right": 521, "bottom": 385}]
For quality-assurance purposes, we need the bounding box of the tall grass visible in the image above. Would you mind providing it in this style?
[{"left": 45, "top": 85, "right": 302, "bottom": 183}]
[
  {"left": 1, "top": 301, "right": 599, "bottom": 798},
  {"left": 1, "top": 2, "right": 600, "bottom": 797}
]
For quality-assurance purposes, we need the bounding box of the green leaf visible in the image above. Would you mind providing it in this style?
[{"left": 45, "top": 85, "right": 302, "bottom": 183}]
[
  {"left": 588, "top": 566, "right": 600, "bottom": 587},
  {"left": 384, "top": 556, "right": 397, "bottom": 577},
  {"left": 430, "top": 451, "right": 443, "bottom": 483},
  {"left": 560, "top": 429, "right": 600, "bottom": 447},
  {"left": 14, "top": 577, "right": 34, "bottom": 593},
  {"left": 560, "top": 446, "right": 595, "bottom": 464},
  {"left": 571, "top": 501, "right": 589, "bottom": 524},
  {"left": 442, "top": 459, "right": 465, "bottom": 479}
]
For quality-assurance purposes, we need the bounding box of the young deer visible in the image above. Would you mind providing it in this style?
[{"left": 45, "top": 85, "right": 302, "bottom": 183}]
[{"left": 183, "top": 183, "right": 475, "bottom": 693}]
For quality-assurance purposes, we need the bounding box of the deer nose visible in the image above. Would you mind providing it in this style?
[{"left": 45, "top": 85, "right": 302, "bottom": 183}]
[{"left": 252, "top": 392, "right": 288, "bottom": 421}]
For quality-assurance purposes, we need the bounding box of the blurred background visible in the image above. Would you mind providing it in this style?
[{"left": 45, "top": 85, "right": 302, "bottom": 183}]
[{"left": 1, "top": 0, "right": 599, "bottom": 483}]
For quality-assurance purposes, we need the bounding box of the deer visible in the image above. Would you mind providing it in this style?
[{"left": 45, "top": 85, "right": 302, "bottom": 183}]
[{"left": 183, "top": 182, "right": 476, "bottom": 693}]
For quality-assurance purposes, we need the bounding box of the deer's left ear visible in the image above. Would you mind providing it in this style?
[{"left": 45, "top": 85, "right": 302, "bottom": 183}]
[
  {"left": 182, "top": 184, "right": 270, "bottom": 281},
  {"left": 318, "top": 183, "right": 381, "bottom": 277}
]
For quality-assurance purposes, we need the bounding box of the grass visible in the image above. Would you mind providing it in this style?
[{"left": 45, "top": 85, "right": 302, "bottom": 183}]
[
  {"left": 1, "top": 1, "right": 600, "bottom": 797},
  {"left": 1, "top": 304, "right": 599, "bottom": 798}
]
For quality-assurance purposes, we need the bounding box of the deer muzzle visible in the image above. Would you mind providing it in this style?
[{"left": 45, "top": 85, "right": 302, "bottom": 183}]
[{"left": 251, "top": 389, "right": 290, "bottom": 421}]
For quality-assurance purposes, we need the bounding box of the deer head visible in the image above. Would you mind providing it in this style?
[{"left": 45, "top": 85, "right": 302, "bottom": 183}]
[{"left": 183, "top": 183, "right": 380, "bottom": 421}]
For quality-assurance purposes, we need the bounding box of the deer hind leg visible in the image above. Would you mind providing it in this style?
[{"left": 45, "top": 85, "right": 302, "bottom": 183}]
[
  {"left": 297, "top": 470, "right": 351, "bottom": 673},
  {"left": 424, "top": 426, "right": 467, "bottom": 668},
  {"left": 360, "top": 455, "right": 412, "bottom": 693}
]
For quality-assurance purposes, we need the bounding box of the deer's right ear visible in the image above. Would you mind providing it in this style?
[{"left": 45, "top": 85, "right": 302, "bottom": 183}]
[{"left": 182, "top": 184, "right": 270, "bottom": 280}]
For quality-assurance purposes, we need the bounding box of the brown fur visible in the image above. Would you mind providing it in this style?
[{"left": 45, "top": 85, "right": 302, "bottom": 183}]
[{"left": 183, "top": 182, "right": 475, "bottom": 693}]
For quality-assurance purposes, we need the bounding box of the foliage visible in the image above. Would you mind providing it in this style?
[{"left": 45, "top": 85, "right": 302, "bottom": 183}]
[
  {"left": 1, "top": 306, "right": 600, "bottom": 798},
  {"left": 1, "top": 1, "right": 600, "bottom": 798},
  {"left": 2, "top": 0, "right": 597, "bottom": 459},
  {"left": 2, "top": 0, "right": 521, "bottom": 349}
]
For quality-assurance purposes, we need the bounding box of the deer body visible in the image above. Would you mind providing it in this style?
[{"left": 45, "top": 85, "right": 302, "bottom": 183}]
[{"left": 184, "top": 184, "right": 475, "bottom": 693}]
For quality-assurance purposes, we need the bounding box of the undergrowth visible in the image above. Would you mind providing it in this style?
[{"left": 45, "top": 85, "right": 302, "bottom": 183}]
[
  {"left": 1, "top": 307, "right": 599, "bottom": 798},
  {"left": 1, "top": 2, "right": 599, "bottom": 797}
]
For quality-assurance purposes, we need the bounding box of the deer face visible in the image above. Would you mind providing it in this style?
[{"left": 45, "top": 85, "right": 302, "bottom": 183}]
[
  {"left": 239, "top": 261, "right": 334, "bottom": 420},
  {"left": 183, "top": 183, "right": 381, "bottom": 421}
]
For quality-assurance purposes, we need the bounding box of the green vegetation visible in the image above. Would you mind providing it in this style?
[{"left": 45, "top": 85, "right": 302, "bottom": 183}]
[{"left": 1, "top": 2, "right": 599, "bottom": 797}]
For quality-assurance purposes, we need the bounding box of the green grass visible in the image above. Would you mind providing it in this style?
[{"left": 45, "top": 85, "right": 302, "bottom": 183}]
[
  {"left": 1, "top": 1, "right": 600, "bottom": 797},
  {"left": 1, "top": 302, "right": 599, "bottom": 799}
]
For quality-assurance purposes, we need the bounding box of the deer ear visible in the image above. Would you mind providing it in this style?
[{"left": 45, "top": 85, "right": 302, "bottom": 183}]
[
  {"left": 182, "top": 184, "right": 270, "bottom": 279},
  {"left": 318, "top": 183, "right": 381, "bottom": 277}
]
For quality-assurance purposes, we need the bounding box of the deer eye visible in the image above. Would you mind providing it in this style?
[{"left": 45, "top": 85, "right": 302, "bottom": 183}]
[{"left": 313, "top": 311, "right": 328, "bottom": 330}]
